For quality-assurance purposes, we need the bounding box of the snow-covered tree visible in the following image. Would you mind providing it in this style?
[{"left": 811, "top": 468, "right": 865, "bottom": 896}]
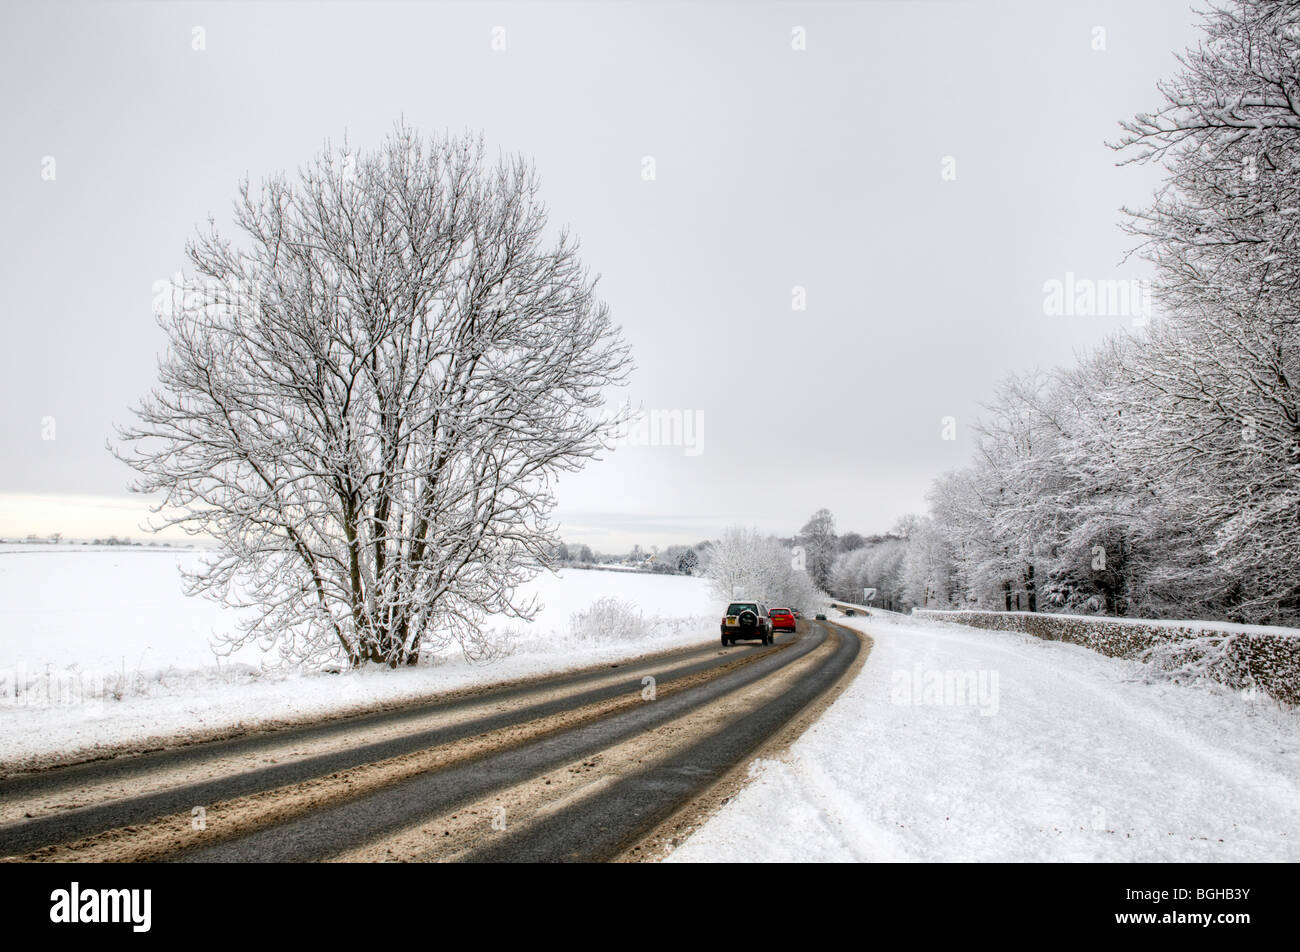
[
  {"left": 1112, "top": 0, "right": 1300, "bottom": 622},
  {"left": 798, "top": 508, "right": 837, "bottom": 589},
  {"left": 117, "top": 126, "right": 632, "bottom": 667},
  {"left": 672, "top": 546, "right": 700, "bottom": 575},
  {"left": 900, "top": 516, "right": 954, "bottom": 608},
  {"left": 705, "top": 526, "right": 822, "bottom": 608},
  {"left": 892, "top": 2, "right": 1300, "bottom": 625}
]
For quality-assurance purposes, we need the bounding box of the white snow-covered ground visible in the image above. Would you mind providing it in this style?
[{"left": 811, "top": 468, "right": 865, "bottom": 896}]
[
  {"left": 667, "top": 611, "right": 1300, "bottom": 862},
  {"left": 0, "top": 546, "right": 718, "bottom": 768},
  {"left": 917, "top": 606, "right": 1300, "bottom": 639}
]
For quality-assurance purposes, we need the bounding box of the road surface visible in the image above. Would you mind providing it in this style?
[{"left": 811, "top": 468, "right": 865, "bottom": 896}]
[{"left": 0, "top": 618, "right": 866, "bottom": 863}]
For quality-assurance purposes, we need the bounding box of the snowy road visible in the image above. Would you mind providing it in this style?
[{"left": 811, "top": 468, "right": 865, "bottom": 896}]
[
  {"left": 668, "top": 611, "right": 1300, "bottom": 862},
  {"left": 11, "top": 600, "right": 1288, "bottom": 864},
  {"left": 0, "top": 620, "right": 863, "bottom": 862}
]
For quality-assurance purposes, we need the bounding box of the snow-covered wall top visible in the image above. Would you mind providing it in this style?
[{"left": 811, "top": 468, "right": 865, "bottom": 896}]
[
  {"left": 916, "top": 609, "right": 1300, "bottom": 639},
  {"left": 913, "top": 609, "right": 1300, "bottom": 708}
]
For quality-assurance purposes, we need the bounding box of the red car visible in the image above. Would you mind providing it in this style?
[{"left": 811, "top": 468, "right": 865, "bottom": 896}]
[{"left": 769, "top": 607, "right": 796, "bottom": 633}]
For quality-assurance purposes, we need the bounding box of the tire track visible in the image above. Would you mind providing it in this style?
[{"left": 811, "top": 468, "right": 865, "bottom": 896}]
[
  {"left": 462, "top": 620, "right": 861, "bottom": 862},
  {"left": 4, "top": 621, "right": 865, "bottom": 863},
  {"left": 172, "top": 623, "right": 831, "bottom": 861},
  {"left": 0, "top": 638, "right": 773, "bottom": 856}
]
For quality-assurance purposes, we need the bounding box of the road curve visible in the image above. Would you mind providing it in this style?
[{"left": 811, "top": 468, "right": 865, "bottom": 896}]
[
  {"left": 0, "top": 619, "right": 866, "bottom": 863},
  {"left": 464, "top": 618, "right": 862, "bottom": 862},
  {"left": 0, "top": 636, "right": 761, "bottom": 855}
]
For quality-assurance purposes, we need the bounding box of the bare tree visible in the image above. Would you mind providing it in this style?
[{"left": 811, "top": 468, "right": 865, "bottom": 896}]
[{"left": 117, "top": 127, "right": 632, "bottom": 667}]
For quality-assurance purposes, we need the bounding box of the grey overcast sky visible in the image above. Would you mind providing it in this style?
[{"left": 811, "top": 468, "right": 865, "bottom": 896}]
[{"left": 0, "top": 0, "right": 1203, "bottom": 551}]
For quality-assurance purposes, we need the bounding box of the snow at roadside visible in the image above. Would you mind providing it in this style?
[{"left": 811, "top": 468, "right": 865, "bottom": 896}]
[
  {"left": 0, "top": 546, "right": 718, "bottom": 770},
  {"left": 667, "top": 611, "right": 1300, "bottom": 862}
]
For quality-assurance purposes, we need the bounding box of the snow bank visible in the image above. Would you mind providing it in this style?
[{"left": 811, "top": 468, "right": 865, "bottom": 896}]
[
  {"left": 914, "top": 609, "right": 1300, "bottom": 707},
  {"left": 667, "top": 613, "right": 1300, "bottom": 862}
]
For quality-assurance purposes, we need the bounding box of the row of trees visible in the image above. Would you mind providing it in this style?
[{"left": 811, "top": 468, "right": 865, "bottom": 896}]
[
  {"left": 701, "top": 511, "right": 942, "bottom": 613},
  {"left": 860, "top": 1, "right": 1300, "bottom": 626},
  {"left": 552, "top": 541, "right": 703, "bottom": 575},
  {"left": 830, "top": 534, "right": 910, "bottom": 611}
]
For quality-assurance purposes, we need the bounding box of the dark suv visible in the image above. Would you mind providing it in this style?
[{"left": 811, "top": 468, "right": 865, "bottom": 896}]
[{"left": 721, "top": 600, "right": 774, "bottom": 646}]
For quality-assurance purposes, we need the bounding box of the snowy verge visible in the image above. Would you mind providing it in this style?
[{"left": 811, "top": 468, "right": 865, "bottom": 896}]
[
  {"left": 915, "top": 609, "right": 1300, "bottom": 706},
  {"left": 0, "top": 616, "right": 714, "bottom": 774},
  {"left": 0, "top": 557, "right": 720, "bottom": 772},
  {"left": 666, "top": 612, "right": 1300, "bottom": 862}
]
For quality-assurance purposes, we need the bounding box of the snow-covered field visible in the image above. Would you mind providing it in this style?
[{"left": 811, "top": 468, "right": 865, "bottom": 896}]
[
  {"left": 0, "top": 545, "right": 718, "bottom": 769},
  {"left": 668, "top": 611, "right": 1300, "bottom": 862}
]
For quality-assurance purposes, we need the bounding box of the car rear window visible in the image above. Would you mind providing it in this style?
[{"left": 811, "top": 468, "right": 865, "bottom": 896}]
[{"left": 726, "top": 603, "right": 757, "bottom": 615}]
